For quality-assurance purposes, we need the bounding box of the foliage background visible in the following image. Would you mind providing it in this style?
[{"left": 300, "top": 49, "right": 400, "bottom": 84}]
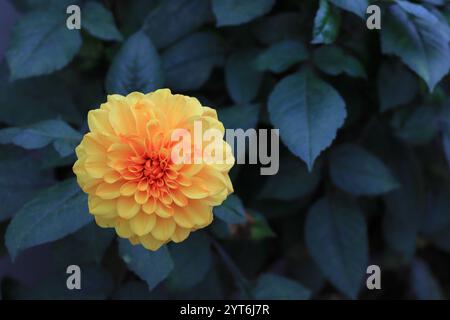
[{"left": 0, "top": 0, "right": 450, "bottom": 300}]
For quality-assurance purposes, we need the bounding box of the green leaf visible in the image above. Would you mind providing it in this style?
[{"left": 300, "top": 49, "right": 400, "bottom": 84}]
[
  {"left": 225, "top": 48, "right": 263, "bottom": 103},
  {"left": 119, "top": 240, "right": 173, "bottom": 290},
  {"left": 312, "top": 0, "right": 341, "bottom": 45},
  {"left": 6, "top": 9, "right": 81, "bottom": 80},
  {"left": 212, "top": 0, "right": 275, "bottom": 27},
  {"left": 268, "top": 69, "right": 347, "bottom": 170},
  {"left": 162, "top": 32, "right": 224, "bottom": 91},
  {"left": 82, "top": 1, "right": 123, "bottom": 41},
  {"left": 329, "top": 0, "right": 368, "bottom": 18},
  {"left": 378, "top": 60, "right": 418, "bottom": 112},
  {"left": 143, "top": 0, "right": 212, "bottom": 49},
  {"left": 106, "top": 31, "right": 163, "bottom": 95},
  {"left": 330, "top": 144, "right": 399, "bottom": 195},
  {"left": 213, "top": 194, "right": 246, "bottom": 224},
  {"left": 411, "top": 258, "right": 443, "bottom": 300},
  {"left": 260, "top": 152, "right": 321, "bottom": 201},
  {"left": 167, "top": 232, "right": 212, "bottom": 290},
  {"left": 255, "top": 40, "right": 308, "bottom": 73},
  {"left": 0, "top": 119, "right": 82, "bottom": 157},
  {"left": 252, "top": 273, "right": 310, "bottom": 300},
  {"left": 249, "top": 211, "right": 275, "bottom": 241},
  {"left": 0, "top": 147, "right": 54, "bottom": 222},
  {"left": 305, "top": 194, "right": 368, "bottom": 299},
  {"left": 421, "top": 187, "right": 450, "bottom": 253},
  {"left": 381, "top": 1, "right": 450, "bottom": 91},
  {"left": 313, "top": 46, "right": 366, "bottom": 78},
  {"left": 5, "top": 178, "right": 92, "bottom": 260}
]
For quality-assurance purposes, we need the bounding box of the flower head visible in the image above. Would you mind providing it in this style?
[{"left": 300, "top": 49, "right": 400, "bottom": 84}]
[{"left": 73, "top": 89, "right": 234, "bottom": 250}]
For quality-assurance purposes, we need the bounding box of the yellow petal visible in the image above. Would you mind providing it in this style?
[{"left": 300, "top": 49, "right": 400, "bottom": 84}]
[
  {"left": 134, "top": 190, "right": 149, "bottom": 204},
  {"left": 170, "top": 189, "right": 188, "bottom": 207},
  {"left": 139, "top": 233, "right": 165, "bottom": 251},
  {"left": 120, "top": 181, "right": 138, "bottom": 196},
  {"left": 142, "top": 197, "right": 157, "bottom": 214},
  {"left": 96, "top": 181, "right": 122, "bottom": 199},
  {"left": 104, "top": 171, "right": 122, "bottom": 183},
  {"left": 173, "top": 207, "right": 195, "bottom": 228},
  {"left": 180, "top": 177, "right": 209, "bottom": 199},
  {"left": 171, "top": 227, "right": 190, "bottom": 243},
  {"left": 155, "top": 202, "right": 174, "bottom": 218},
  {"left": 129, "top": 212, "right": 156, "bottom": 236},
  {"left": 88, "top": 196, "right": 116, "bottom": 217},
  {"left": 151, "top": 217, "right": 176, "bottom": 241},
  {"left": 88, "top": 109, "right": 115, "bottom": 136},
  {"left": 115, "top": 218, "right": 133, "bottom": 238},
  {"left": 95, "top": 216, "right": 115, "bottom": 228},
  {"left": 117, "top": 196, "right": 140, "bottom": 219}
]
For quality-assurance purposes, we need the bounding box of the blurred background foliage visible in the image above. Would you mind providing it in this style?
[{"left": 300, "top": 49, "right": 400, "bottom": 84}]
[{"left": 0, "top": 0, "right": 450, "bottom": 300}]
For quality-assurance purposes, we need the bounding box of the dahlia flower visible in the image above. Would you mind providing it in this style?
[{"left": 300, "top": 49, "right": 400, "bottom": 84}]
[{"left": 73, "top": 89, "right": 234, "bottom": 250}]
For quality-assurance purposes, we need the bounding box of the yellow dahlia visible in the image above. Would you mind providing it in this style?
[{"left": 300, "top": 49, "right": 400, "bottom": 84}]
[{"left": 73, "top": 89, "right": 234, "bottom": 250}]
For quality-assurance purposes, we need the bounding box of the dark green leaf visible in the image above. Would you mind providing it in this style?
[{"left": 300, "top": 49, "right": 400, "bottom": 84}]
[
  {"left": 411, "top": 258, "right": 443, "bottom": 300},
  {"left": 268, "top": 69, "right": 347, "bottom": 170},
  {"left": 249, "top": 211, "right": 275, "bottom": 240},
  {"left": 5, "top": 178, "right": 92, "bottom": 260},
  {"left": 381, "top": 1, "right": 450, "bottom": 91},
  {"left": 0, "top": 119, "right": 82, "bottom": 157},
  {"left": 260, "top": 153, "right": 321, "bottom": 201},
  {"left": 213, "top": 194, "right": 246, "bottom": 224},
  {"left": 252, "top": 273, "right": 310, "bottom": 300},
  {"left": 212, "top": 0, "right": 275, "bottom": 26},
  {"left": 11, "top": 264, "right": 113, "bottom": 299},
  {"left": 225, "top": 48, "right": 263, "bottom": 103},
  {"left": 329, "top": 0, "right": 368, "bottom": 18},
  {"left": 167, "top": 232, "right": 211, "bottom": 290},
  {"left": 251, "top": 12, "right": 302, "bottom": 45},
  {"left": 162, "top": 32, "right": 225, "bottom": 91},
  {"left": 421, "top": 187, "right": 450, "bottom": 253},
  {"left": 329, "top": 144, "right": 399, "bottom": 195},
  {"left": 313, "top": 46, "right": 366, "bottom": 78},
  {"left": 378, "top": 60, "right": 418, "bottom": 112},
  {"left": 382, "top": 138, "right": 425, "bottom": 260},
  {"left": 52, "top": 222, "right": 115, "bottom": 267},
  {"left": 143, "top": 0, "right": 212, "bottom": 49},
  {"left": 106, "top": 31, "right": 163, "bottom": 95},
  {"left": 392, "top": 106, "right": 438, "bottom": 145},
  {"left": 305, "top": 194, "right": 368, "bottom": 299},
  {"left": 255, "top": 40, "right": 308, "bottom": 73},
  {"left": 0, "top": 74, "right": 82, "bottom": 126},
  {"left": 6, "top": 10, "right": 81, "bottom": 80},
  {"left": 0, "top": 147, "right": 54, "bottom": 222},
  {"left": 83, "top": 1, "right": 123, "bottom": 41},
  {"left": 444, "top": 132, "right": 450, "bottom": 171},
  {"left": 119, "top": 240, "right": 173, "bottom": 290},
  {"left": 219, "top": 104, "right": 260, "bottom": 132},
  {"left": 312, "top": 0, "right": 341, "bottom": 44}
]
